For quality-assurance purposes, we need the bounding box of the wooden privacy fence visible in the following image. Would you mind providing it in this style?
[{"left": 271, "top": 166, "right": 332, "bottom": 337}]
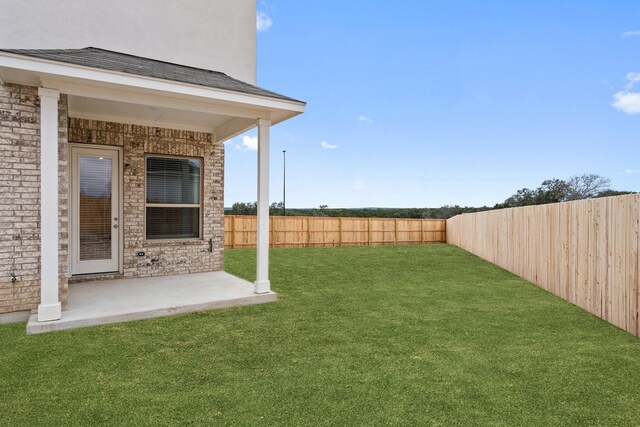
[
  {"left": 225, "top": 216, "right": 446, "bottom": 249},
  {"left": 447, "top": 194, "right": 640, "bottom": 337}
]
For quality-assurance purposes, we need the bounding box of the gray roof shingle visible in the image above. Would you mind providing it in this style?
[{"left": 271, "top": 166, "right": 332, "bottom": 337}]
[{"left": 0, "top": 47, "right": 303, "bottom": 103}]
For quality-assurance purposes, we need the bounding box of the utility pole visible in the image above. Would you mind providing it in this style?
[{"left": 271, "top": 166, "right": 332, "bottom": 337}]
[{"left": 282, "top": 150, "right": 286, "bottom": 216}]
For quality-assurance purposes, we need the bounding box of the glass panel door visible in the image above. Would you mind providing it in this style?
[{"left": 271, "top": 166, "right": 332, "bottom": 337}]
[
  {"left": 71, "top": 147, "right": 120, "bottom": 275},
  {"left": 79, "top": 156, "right": 112, "bottom": 261}
]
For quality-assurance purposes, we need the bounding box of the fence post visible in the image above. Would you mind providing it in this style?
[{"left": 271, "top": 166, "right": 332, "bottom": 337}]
[
  {"left": 368, "top": 218, "right": 372, "bottom": 246},
  {"left": 442, "top": 220, "right": 446, "bottom": 243},
  {"left": 231, "top": 215, "right": 236, "bottom": 249},
  {"left": 420, "top": 219, "right": 424, "bottom": 244},
  {"left": 269, "top": 216, "right": 273, "bottom": 248},
  {"left": 338, "top": 217, "right": 343, "bottom": 247},
  {"left": 307, "top": 216, "right": 311, "bottom": 247},
  {"left": 394, "top": 218, "right": 398, "bottom": 244}
]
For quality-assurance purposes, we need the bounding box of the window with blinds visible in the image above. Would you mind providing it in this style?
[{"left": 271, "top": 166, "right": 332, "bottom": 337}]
[{"left": 146, "top": 156, "right": 202, "bottom": 239}]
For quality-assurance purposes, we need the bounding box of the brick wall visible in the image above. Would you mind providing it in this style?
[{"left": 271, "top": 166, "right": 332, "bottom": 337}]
[
  {"left": 0, "top": 83, "right": 69, "bottom": 315},
  {"left": 68, "top": 118, "right": 225, "bottom": 278},
  {"left": 0, "top": 83, "right": 224, "bottom": 316}
]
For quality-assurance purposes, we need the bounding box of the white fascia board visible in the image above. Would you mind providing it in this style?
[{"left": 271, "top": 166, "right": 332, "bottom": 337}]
[{"left": 0, "top": 52, "right": 306, "bottom": 115}]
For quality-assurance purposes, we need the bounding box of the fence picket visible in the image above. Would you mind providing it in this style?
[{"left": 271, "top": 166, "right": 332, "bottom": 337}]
[
  {"left": 224, "top": 216, "right": 446, "bottom": 249},
  {"left": 446, "top": 194, "right": 640, "bottom": 337}
]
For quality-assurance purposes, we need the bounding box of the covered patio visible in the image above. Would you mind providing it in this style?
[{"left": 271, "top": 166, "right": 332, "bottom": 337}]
[
  {"left": 0, "top": 48, "right": 305, "bottom": 332},
  {"left": 26, "top": 271, "right": 275, "bottom": 334}
]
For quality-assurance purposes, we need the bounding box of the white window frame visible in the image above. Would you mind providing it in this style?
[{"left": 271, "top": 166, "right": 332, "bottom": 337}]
[{"left": 144, "top": 154, "right": 203, "bottom": 241}]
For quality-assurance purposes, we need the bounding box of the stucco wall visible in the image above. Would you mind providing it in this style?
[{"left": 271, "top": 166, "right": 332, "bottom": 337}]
[{"left": 0, "top": 0, "right": 257, "bottom": 84}]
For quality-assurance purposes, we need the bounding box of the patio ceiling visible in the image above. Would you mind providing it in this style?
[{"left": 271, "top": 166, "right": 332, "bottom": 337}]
[{"left": 66, "top": 94, "right": 236, "bottom": 134}]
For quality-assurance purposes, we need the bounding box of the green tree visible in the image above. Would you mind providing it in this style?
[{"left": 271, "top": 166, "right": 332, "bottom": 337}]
[
  {"left": 496, "top": 174, "right": 615, "bottom": 208},
  {"left": 566, "top": 174, "right": 611, "bottom": 200},
  {"left": 227, "top": 201, "right": 257, "bottom": 215},
  {"left": 269, "top": 201, "right": 284, "bottom": 216}
]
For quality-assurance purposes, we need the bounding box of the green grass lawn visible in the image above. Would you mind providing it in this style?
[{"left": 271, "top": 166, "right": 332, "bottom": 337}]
[{"left": 1, "top": 244, "right": 640, "bottom": 426}]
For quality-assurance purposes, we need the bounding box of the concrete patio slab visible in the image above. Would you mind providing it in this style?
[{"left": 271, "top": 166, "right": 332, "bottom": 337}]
[{"left": 26, "top": 271, "right": 276, "bottom": 334}]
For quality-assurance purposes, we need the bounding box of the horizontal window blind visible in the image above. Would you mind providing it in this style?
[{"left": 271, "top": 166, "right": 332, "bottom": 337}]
[
  {"left": 146, "top": 157, "right": 200, "bottom": 204},
  {"left": 146, "top": 156, "right": 201, "bottom": 240},
  {"left": 79, "top": 156, "right": 113, "bottom": 259},
  {"left": 146, "top": 207, "right": 199, "bottom": 239}
]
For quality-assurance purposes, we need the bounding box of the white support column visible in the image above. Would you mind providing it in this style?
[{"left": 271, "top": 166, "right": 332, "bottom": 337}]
[
  {"left": 255, "top": 119, "right": 271, "bottom": 293},
  {"left": 37, "top": 88, "right": 62, "bottom": 321}
]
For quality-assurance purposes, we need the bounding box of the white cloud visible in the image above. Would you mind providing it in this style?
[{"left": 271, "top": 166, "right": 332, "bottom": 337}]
[
  {"left": 612, "top": 91, "right": 640, "bottom": 114},
  {"left": 625, "top": 169, "right": 637, "bottom": 174},
  {"left": 242, "top": 135, "right": 258, "bottom": 151},
  {"left": 320, "top": 140, "right": 337, "bottom": 149},
  {"left": 622, "top": 30, "right": 640, "bottom": 38},
  {"left": 257, "top": 11, "right": 272, "bottom": 32},
  {"left": 626, "top": 72, "right": 640, "bottom": 89},
  {"left": 350, "top": 180, "right": 368, "bottom": 191},
  {"left": 358, "top": 115, "right": 373, "bottom": 123},
  {"left": 601, "top": 80, "right": 614, "bottom": 89}
]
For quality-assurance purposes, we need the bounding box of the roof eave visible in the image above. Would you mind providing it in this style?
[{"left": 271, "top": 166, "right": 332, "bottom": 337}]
[{"left": 0, "top": 51, "right": 306, "bottom": 120}]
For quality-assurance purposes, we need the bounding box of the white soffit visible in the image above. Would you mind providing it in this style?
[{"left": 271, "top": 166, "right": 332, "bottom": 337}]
[{"left": 68, "top": 96, "right": 232, "bottom": 133}]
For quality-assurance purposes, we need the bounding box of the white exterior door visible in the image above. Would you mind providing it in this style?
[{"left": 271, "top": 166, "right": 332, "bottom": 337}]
[{"left": 70, "top": 146, "right": 121, "bottom": 275}]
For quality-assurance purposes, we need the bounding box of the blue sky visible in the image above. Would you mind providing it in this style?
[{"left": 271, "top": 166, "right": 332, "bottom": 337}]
[{"left": 224, "top": 1, "right": 640, "bottom": 208}]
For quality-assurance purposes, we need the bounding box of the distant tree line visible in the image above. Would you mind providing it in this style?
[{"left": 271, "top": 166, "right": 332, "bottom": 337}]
[
  {"left": 225, "top": 174, "right": 634, "bottom": 220},
  {"left": 225, "top": 201, "right": 490, "bottom": 219},
  {"left": 493, "top": 174, "right": 630, "bottom": 209}
]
